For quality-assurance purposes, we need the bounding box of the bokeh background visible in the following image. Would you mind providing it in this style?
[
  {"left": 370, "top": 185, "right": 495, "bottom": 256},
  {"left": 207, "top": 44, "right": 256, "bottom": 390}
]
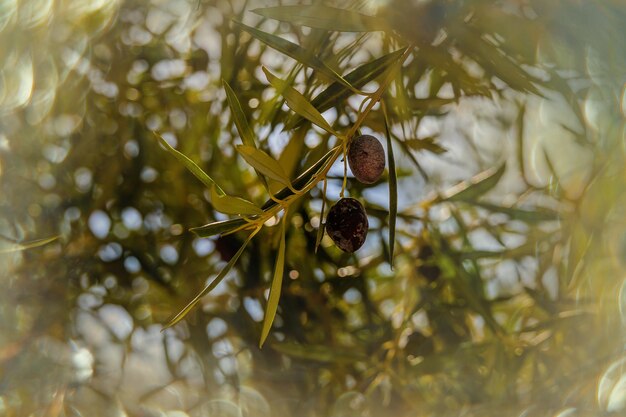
[{"left": 1, "top": 0, "right": 626, "bottom": 416}]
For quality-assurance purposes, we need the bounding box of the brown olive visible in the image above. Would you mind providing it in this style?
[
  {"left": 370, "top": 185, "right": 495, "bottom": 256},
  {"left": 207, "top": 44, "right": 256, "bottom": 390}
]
[
  {"left": 348, "top": 134, "right": 386, "bottom": 184},
  {"left": 325, "top": 198, "right": 368, "bottom": 253}
]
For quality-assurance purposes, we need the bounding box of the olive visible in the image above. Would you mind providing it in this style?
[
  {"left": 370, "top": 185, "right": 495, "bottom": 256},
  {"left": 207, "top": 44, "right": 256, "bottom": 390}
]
[
  {"left": 325, "top": 198, "right": 369, "bottom": 253},
  {"left": 348, "top": 135, "right": 385, "bottom": 184}
]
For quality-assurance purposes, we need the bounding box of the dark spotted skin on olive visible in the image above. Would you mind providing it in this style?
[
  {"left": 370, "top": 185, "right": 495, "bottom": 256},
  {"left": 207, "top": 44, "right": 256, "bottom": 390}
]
[
  {"left": 325, "top": 198, "right": 368, "bottom": 253},
  {"left": 348, "top": 135, "right": 385, "bottom": 184}
]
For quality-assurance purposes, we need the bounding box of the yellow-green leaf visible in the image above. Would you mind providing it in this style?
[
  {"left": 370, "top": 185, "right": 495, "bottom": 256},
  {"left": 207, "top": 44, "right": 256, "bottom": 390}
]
[
  {"left": 190, "top": 218, "right": 247, "bottom": 238},
  {"left": 210, "top": 185, "right": 263, "bottom": 216},
  {"left": 155, "top": 132, "right": 224, "bottom": 194},
  {"left": 259, "top": 216, "right": 287, "bottom": 347},
  {"left": 163, "top": 227, "right": 260, "bottom": 330},
  {"left": 262, "top": 67, "right": 335, "bottom": 135},
  {"left": 236, "top": 145, "right": 291, "bottom": 187},
  {"left": 442, "top": 164, "right": 506, "bottom": 202},
  {"left": 223, "top": 79, "right": 255, "bottom": 148},
  {"left": 0, "top": 235, "right": 59, "bottom": 254},
  {"left": 253, "top": 5, "right": 386, "bottom": 32}
]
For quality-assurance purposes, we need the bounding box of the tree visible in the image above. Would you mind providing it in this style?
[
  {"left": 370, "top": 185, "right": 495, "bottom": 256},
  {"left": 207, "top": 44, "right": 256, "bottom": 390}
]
[{"left": 1, "top": 1, "right": 625, "bottom": 416}]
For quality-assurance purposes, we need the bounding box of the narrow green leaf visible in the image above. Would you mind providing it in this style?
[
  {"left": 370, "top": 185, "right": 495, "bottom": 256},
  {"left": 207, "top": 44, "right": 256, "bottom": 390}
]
[
  {"left": 259, "top": 217, "right": 287, "bottom": 347},
  {"left": 314, "top": 178, "right": 327, "bottom": 253},
  {"left": 288, "top": 49, "right": 405, "bottom": 129},
  {"left": 404, "top": 137, "right": 447, "bottom": 154},
  {"left": 190, "top": 218, "right": 247, "bottom": 238},
  {"left": 441, "top": 163, "right": 506, "bottom": 202},
  {"left": 210, "top": 185, "right": 263, "bottom": 216},
  {"left": 155, "top": 132, "right": 224, "bottom": 194},
  {"left": 223, "top": 80, "right": 255, "bottom": 148},
  {"left": 253, "top": 5, "right": 386, "bottom": 32},
  {"left": 163, "top": 227, "right": 260, "bottom": 330},
  {"left": 472, "top": 202, "right": 559, "bottom": 222},
  {"left": 262, "top": 67, "right": 335, "bottom": 135},
  {"left": 382, "top": 105, "right": 397, "bottom": 267},
  {"left": 261, "top": 146, "right": 338, "bottom": 210},
  {"left": 233, "top": 21, "right": 355, "bottom": 92},
  {"left": 236, "top": 145, "right": 291, "bottom": 187},
  {"left": 0, "top": 235, "right": 59, "bottom": 254}
]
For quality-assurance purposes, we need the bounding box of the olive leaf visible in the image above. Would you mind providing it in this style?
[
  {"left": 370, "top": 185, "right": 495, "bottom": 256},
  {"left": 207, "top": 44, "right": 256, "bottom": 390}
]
[
  {"left": 441, "top": 163, "right": 507, "bottom": 202},
  {"left": 155, "top": 132, "right": 225, "bottom": 194},
  {"left": 252, "top": 5, "right": 387, "bottom": 32},
  {"left": 383, "top": 103, "right": 397, "bottom": 267},
  {"left": 190, "top": 218, "right": 248, "bottom": 238},
  {"left": 210, "top": 185, "right": 263, "bottom": 216},
  {"left": 262, "top": 67, "right": 336, "bottom": 135},
  {"left": 287, "top": 49, "right": 406, "bottom": 129},
  {"left": 236, "top": 145, "right": 292, "bottom": 187},
  {"left": 233, "top": 20, "right": 356, "bottom": 93},
  {"left": 163, "top": 227, "right": 261, "bottom": 330},
  {"left": 259, "top": 215, "right": 287, "bottom": 347},
  {"left": 0, "top": 235, "right": 59, "bottom": 254}
]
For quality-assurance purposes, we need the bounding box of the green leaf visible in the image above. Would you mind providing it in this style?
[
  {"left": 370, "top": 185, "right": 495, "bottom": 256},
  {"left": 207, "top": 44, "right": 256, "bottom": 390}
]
[
  {"left": 223, "top": 79, "right": 255, "bottom": 148},
  {"left": 236, "top": 145, "right": 291, "bottom": 187},
  {"left": 262, "top": 67, "right": 336, "bottom": 135},
  {"left": 383, "top": 104, "right": 397, "bottom": 267},
  {"left": 0, "top": 235, "right": 59, "bottom": 254},
  {"left": 190, "top": 218, "right": 247, "bottom": 238},
  {"left": 403, "top": 137, "right": 447, "bottom": 154},
  {"left": 314, "top": 179, "right": 327, "bottom": 253},
  {"left": 472, "top": 202, "right": 559, "bottom": 222},
  {"left": 155, "top": 132, "right": 224, "bottom": 194},
  {"left": 233, "top": 21, "right": 355, "bottom": 92},
  {"left": 287, "top": 49, "right": 405, "bottom": 129},
  {"left": 441, "top": 163, "right": 506, "bottom": 202},
  {"left": 163, "top": 227, "right": 260, "bottom": 330},
  {"left": 259, "top": 216, "right": 287, "bottom": 347},
  {"left": 210, "top": 185, "right": 263, "bottom": 216},
  {"left": 261, "top": 146, "right": 338, "bottom": 210},
  {"left": 253, "top": 5, "right": 386, "bottom": 32}
]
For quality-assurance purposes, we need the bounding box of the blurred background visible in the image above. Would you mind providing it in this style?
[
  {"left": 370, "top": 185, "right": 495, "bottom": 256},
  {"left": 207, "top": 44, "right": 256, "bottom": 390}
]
[{"left": 1, "top": 0, "right": 626, "bottom": 416}]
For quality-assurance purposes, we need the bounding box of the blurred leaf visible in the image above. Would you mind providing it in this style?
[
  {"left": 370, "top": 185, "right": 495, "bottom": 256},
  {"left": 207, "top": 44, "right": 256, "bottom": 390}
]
[
  {"left": 404, "top": 137, "right": 447, "bottom": 154},
  {"left": 441, "top": 163, "right": 506, "bottom": 202},
  {"left": 451, "top": 25, "right": 543, "bottom": 96},
  {"left": 259, "top": 216, "right": 287, "bottom": 347},
  {"left": 237, "top": 145, "right": 291, "bottom": 187},
  {"left": 233, "top": 20, "right": 355, "bottom": 92},
  {"left": 155, "top": 133, "right": 224, "bottom": 194},
  {"left": 383, "top": 104, "right": 397, "bottom": 267},
  {"left": 163, "top": 227, "right": 260, "bottom": 329},
  {"left": 190, "top": 218, "right": 248, "bottom": 238},
  {"left": 262, "top": 67, "right": 336, "bottom": 135},
  {"left": 473, "top": 202, "right": 560, "bottom": 222},
  {"left": 287, "top": 49, "right": 406, "bottom": 129},
  {"left": 271, "top": 342, "right": 367, "bottom": 363},
  {"left": 253, "top": 5, "right": 386, "bottom": 32},
  {"left": 210, "top": 185, "right": 263, "bottom": 216},
  {"left": 0, "top": 235, "right": 59, "bottom": 254}
]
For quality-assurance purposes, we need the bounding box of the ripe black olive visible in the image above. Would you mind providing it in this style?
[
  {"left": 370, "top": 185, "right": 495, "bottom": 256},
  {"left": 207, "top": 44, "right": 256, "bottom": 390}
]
[
  {"left": 325, "top": 198, "right": 368, "bottom": 253},
  {"left": 348, "top": 135, "right": 385, "bottom": 184}
]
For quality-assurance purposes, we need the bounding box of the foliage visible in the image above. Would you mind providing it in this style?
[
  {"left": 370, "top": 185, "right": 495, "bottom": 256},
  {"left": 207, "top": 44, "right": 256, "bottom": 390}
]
[{"left": 1, "top": 1, "right": 625, "bottom": 416}]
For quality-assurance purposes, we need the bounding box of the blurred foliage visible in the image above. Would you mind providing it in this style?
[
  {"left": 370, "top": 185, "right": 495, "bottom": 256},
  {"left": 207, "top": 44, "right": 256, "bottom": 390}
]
[{"left": 1, "top": 0, "right": 626, "bottom": 416}]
